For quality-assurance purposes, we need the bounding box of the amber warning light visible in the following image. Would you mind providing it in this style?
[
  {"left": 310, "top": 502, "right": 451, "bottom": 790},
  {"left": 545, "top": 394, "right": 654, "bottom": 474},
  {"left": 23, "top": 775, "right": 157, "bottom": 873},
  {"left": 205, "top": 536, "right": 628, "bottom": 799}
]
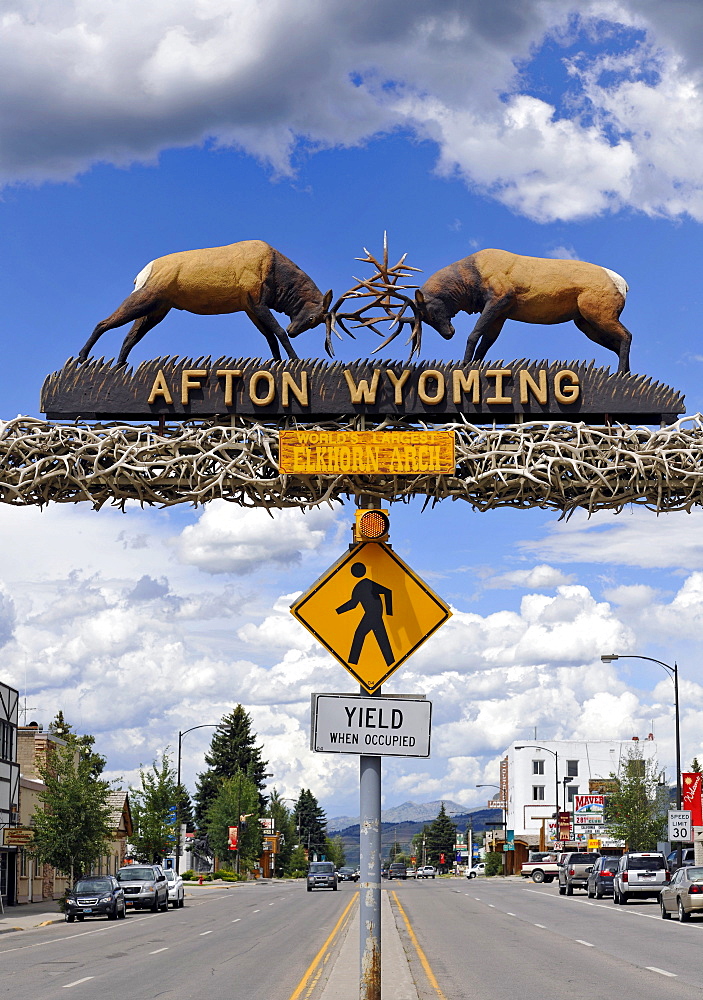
[{"left": 354, "top": 509, "right": 390, "bottom": 544}]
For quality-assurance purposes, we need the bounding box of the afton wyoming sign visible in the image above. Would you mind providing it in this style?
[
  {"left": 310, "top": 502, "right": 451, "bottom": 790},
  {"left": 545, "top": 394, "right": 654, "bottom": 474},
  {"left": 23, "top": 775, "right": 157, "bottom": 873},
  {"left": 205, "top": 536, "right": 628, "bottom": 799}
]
[{"left": 310, "top": 694, "right": 431, "bottom": 757}]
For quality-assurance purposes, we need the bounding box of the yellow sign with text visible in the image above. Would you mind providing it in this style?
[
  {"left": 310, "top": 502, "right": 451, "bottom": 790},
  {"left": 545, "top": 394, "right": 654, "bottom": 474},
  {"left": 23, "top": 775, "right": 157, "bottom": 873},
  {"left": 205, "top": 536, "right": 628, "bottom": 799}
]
[
  {"left": 291, "top": 541, "right": 451, "bottom": 692},
  {"left": 278, "top": 430, "right": 455, "bottom": 475}
]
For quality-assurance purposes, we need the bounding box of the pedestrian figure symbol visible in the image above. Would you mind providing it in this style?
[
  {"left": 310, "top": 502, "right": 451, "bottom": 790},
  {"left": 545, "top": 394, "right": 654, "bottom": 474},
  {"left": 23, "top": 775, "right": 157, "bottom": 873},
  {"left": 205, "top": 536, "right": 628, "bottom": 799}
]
[{"left": 336, "top": 562, "right": 395, "bottom": 666}]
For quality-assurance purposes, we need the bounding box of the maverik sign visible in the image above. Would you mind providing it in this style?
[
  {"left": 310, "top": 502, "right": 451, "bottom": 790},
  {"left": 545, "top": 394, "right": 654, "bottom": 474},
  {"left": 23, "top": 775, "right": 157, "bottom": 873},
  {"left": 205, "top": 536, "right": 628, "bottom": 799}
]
[{"left": 310, "top": 693, "right": 431, "bottom": 757}]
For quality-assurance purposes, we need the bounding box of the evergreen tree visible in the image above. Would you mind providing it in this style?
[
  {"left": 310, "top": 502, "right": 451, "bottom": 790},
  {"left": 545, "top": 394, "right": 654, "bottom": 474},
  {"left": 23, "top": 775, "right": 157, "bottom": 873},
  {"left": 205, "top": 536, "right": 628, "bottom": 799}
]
[
  {"left": 690, "top": 758, "right": 702, "bottom": 773},
  {"left": 31, "top": 741, "right": 112, "bottom": 885},
  {"left": 194, "top": 705, "right": 269, "bottom": 826},
  {"left": 130, "top": 752, "right": 178, "bottom": 862},
  {"left": 206, "top": 773, "right": 262, "bottom": 872},
  {"left": 294, "top": 788, "right": 327, "bottom": 858},
  {"left": 606, "top": 745, "right": 667, "bottom": 851},
  {"left": 48, "top": 710, "right": 106, "bottom": 779},
  {"left": 288, "top": 843, "right": 308, "bottom": 876},
  {"left": 426, "top": 803, "right": 457, "bottom": 870}
]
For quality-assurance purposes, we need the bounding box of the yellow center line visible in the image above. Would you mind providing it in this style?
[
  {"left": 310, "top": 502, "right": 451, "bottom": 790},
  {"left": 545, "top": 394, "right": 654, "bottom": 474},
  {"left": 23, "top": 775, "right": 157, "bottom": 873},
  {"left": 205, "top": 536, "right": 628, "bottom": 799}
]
[
  {"left": 288, "top": 894, "right": 357, "bottom": 1000},
  {"left": 391, "top": 890, "right": 447, "bottom": 1000}
]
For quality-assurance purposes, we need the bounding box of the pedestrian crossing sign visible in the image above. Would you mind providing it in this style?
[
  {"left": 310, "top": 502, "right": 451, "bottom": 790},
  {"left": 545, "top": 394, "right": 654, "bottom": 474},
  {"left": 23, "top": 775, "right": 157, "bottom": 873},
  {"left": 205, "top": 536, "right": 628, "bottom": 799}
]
[{"left": 290, "top": 542, "right": 451, "bottom": 692}]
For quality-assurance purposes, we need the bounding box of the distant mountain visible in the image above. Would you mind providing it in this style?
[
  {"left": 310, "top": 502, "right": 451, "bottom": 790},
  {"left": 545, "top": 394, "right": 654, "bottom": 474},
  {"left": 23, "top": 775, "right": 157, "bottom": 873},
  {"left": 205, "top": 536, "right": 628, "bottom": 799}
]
[
  {"left": 331, "top": 809, "right": 501, "bottom": 867},
  {"left": 328, "top": 799, "right": 471, "bottom": 831}
]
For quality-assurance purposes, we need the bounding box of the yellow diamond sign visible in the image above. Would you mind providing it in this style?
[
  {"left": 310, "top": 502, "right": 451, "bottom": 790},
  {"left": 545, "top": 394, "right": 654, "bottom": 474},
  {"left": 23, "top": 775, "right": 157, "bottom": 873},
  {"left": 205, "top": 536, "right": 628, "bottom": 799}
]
[{"left": 291, "top": 542, "right": 451, "bottom": 692}]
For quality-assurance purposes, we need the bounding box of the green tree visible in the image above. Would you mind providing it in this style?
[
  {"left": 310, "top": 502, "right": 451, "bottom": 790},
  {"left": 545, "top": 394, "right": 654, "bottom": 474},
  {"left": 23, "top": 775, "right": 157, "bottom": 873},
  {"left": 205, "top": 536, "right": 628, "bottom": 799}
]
[
  {"left": 484, "top": 852, "right": 503, "bottom": 876},
  {"left": 288, "top": 844, "right": 308, "bottom": 876},
  {"left": 294, "top": 788, "right": 327, "bottom": 858},
  {"left": 411, "top": 825, "right": 430, "bottom": 865},
  {"left": 130, "top": 752, "right": 178, "bottom": 862},
  {"left": 30, "top": 741, "right": 112, "bottom": 885},
  {"left": 325, "top": 835, "right": 346, "bottom": 868},
  {"left": 426, "top": 803, "right": 457, "bottom": 871},
  {"left": 194, "top": 705, "right": 269, "bottom": 826},
  {"left": 48, "top": 710, "right": 106, "bottom": 779},
  {"left": 269, "top": 789, "right": 296, "bottom": 876},
  {"left": 206, "top": 773, "right": 262, "bottom": 872},
  {"left": 606, "top": 745, "right": 667, "bottom": 851},
  {"left": 690, "top": 758, "right": 702, "bottom": 773}
]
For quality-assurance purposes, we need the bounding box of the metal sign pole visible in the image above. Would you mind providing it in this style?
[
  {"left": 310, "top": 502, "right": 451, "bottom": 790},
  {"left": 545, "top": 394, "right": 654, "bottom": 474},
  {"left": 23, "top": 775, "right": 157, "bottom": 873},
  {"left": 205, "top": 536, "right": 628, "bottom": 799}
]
[{"left": 359, "top": 735, "right": 381, "bottom": 1000}]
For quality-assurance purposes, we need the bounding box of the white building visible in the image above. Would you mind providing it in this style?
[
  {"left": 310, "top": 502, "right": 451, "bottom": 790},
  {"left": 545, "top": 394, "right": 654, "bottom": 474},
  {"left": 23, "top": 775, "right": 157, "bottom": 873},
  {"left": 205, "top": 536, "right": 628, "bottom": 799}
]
[{"left": 502, "top": 737, "right": 660, "bottom": 843}]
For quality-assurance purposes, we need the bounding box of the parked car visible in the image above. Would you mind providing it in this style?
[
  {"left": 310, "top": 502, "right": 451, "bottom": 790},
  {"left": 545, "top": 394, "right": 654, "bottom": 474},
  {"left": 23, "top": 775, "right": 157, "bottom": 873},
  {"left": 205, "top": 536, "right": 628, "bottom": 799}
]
[
  {"left": 388, "top": 863, "right": 407, "bottom": 880},
  {"left": 613, "top": 851, "right": 669, "bottom": 904},
  {"left": 586, "top": 856, "right": 621, "bottom": 899},
  {"left": 65, "top": 875, "right": 126, "bottom": 922},
  {"left": 406, "top": 867, "right": 417, "bottom": 878},
  {"left": 337, "top": 867, "right": 359, "bottom": 882},
  {"left": 558, "top": 852, "right": 601, "bottom": 895},
  {"left": 164, "top": 868, "right": 185, "bottom": 907},
  {"left": 667, "top": 847, "right": 696, "bottom": 872},
  {"left": 466, "top": 862, "right": 487, "bottom": 879},
  {"left": 116, "top": 864, "right": 169, "bottom": 912},
  {"left": 416, "top": 865, "right": 436, "bottom": 879},
  {"left": 660, "top": 865, "right": 703, "bottom": 921},
  {"left": 307, "top": 861, "right": 337, "bottom": 891}
]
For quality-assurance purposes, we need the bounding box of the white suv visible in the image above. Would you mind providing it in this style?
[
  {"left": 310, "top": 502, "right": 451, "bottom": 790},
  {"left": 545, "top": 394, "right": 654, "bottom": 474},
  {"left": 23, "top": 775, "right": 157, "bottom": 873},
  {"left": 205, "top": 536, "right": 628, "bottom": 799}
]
[{"left": 613, "top": 851, "right": 669, "bottom": 904}]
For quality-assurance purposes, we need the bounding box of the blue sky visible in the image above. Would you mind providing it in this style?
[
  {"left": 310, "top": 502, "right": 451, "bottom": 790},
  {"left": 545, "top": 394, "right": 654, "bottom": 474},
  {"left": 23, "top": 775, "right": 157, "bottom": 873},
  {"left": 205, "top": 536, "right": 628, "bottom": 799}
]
[{"left": 2, "top": 1, "right": 703, "bottom": 823}]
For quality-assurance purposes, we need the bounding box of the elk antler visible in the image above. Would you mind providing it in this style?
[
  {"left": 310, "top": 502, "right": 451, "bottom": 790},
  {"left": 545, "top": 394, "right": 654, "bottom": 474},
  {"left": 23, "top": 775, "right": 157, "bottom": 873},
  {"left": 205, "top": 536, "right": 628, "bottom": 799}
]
[{"left": 330, "top": 234, "right": 423, "bottom": 358}]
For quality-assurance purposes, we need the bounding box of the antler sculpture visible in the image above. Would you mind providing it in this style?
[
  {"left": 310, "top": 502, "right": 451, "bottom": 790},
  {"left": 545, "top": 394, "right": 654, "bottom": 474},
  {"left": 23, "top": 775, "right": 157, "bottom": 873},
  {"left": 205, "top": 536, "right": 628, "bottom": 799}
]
[{"left": 330, "top": 234, "right": 423, "bottom": 357}]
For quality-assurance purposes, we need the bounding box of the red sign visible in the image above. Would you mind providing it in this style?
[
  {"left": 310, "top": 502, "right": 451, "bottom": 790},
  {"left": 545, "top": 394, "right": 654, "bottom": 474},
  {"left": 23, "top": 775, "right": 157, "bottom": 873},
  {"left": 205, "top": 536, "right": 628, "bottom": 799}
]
[
  {"left": 228, "top": 826, "right": 238, "bottom": 850},
  {"left": 683, "top": 773, "right": 703, "bottom": 827},
  {"left": 439, "top": 853, "right": 445, "bottom": 864}
]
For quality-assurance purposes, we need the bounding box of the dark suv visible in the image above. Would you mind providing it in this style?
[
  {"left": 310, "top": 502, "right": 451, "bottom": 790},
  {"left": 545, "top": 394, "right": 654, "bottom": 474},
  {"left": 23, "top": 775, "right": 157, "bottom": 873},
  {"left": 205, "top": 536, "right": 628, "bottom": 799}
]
[
  {"left": 307, "top": 862, "right": 337, "bottom": 891},
  {"left": 558, "top": 852, "right": 600, "bottom": 895},
  {"left": 65, "top": 875, "right": 126, "bottom": 922},
  {"left": 586, "top": 856, "right": 620, "bottom": 899},
  {"left": 388, "top": 863, "right": 407, "bottom": 880}
]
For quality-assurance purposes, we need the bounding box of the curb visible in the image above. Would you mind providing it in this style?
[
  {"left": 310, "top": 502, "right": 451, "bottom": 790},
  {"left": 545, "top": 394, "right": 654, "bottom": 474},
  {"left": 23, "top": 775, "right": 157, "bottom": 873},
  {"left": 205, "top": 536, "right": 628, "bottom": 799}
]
[{"left": 0, "top": 917, "right": 63, "bottom": 935}]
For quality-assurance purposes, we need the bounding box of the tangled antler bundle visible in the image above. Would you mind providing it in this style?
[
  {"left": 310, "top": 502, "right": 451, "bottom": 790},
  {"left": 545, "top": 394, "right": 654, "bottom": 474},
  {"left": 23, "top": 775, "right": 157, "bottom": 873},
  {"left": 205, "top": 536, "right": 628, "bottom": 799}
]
[
  {"left": 3, "top": 415, "right": 703, "bottom": 515},
  {"left": 331, "top": 235, "right": 423, "bottom": 356}
]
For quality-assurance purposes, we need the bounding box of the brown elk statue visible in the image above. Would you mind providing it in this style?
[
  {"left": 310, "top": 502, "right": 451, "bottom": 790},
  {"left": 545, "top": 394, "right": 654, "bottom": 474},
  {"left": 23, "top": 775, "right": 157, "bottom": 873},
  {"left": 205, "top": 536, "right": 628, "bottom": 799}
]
[
  {"left": 385, "top": 249, "right": 632, "bottom": 373},
  {"left": 78, "top": 240, "right": 337, "bottom": 365}
]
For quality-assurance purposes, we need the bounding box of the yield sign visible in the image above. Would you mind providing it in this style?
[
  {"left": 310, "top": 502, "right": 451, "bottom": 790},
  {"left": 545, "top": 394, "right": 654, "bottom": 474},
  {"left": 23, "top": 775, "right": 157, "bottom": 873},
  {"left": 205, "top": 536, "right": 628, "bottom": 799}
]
[{"left": 290, "top": 542, "right": 451, "bottom": 692}]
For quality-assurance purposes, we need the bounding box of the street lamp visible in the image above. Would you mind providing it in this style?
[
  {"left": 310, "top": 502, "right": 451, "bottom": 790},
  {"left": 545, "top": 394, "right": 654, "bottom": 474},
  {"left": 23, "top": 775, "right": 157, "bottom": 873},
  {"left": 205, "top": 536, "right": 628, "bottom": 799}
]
[
  {"left": 175, "top": 723, "right": 220, "bottom": 873},
  {"left": 601, "top": 653, "right": 682, "bottom": 865},
  {"left": 515, "top": 746, "right": 560, "bottom": 841}
]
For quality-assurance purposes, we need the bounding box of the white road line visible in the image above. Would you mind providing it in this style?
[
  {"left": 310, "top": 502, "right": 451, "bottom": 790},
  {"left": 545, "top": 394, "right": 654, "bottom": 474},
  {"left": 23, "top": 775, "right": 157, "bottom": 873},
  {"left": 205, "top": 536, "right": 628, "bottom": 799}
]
[
  {"left": 269, "top": 902, "right": 275, "bottom": 905},
  {"left": 150, "top": 948, "right": 169, "bottom": 954},
  {"left": 200, "top": 931, "right": 213, "bottom": 936},
  {"left": 534, "top": 924, "right": 546, "bottom": 928},
  {"left": 487, "top": 904, "right": 495, "bottom": 908},
  {"left": 576, "top": 940, "right": 594, "bottom": 947},
  {"left": 507, "top": 912, "right": 516, "bottom": 916},
  {"left": 253, "top": 909, "right": 260, "bottom": 913},
  {"left": 647, "top": 967, "right": 677, "bottom": 977},
  {"left": 63, "top": 977, "right": 94, "bottom": 988},
  {"left": 232, "top": 918, "right": 241, "bottom": 923}
]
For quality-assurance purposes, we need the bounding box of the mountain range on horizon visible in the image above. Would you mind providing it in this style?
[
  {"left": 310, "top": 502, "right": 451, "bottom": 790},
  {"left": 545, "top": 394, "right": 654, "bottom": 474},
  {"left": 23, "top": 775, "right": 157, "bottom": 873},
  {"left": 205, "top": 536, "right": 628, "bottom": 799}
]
[{"left": 327, "top": 798, "right": 472, "bottom": 831}]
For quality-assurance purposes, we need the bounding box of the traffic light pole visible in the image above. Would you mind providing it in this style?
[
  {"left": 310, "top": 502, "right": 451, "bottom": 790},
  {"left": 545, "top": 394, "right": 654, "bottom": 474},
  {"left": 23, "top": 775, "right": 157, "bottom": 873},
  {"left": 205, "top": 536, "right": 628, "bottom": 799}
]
[{"left": 358, "top": 494, "right": 382, "bottom": 1000}]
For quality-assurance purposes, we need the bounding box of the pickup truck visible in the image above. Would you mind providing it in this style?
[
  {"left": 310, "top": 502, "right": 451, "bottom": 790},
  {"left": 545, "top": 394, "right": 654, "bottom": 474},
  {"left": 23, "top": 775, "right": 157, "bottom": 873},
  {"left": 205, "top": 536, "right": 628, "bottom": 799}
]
[{"left": 520, "top": 853, "right": 560, "bottom": 883}]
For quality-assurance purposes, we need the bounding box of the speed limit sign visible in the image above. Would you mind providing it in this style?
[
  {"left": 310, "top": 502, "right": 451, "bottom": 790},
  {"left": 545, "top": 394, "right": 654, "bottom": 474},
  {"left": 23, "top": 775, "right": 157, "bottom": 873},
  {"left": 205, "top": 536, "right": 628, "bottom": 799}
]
[{"left": 669, "top": 809, "right": 692, "bottom": 841}]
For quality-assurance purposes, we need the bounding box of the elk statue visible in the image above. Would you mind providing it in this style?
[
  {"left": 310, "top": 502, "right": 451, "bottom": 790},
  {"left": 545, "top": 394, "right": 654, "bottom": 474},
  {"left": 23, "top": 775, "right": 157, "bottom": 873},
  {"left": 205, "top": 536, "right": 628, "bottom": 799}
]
[
  {"left": 78, "top": 240, "right": 335, "bottom": 365},
  {"left": 390, "top": 249, "right": 632, "bottom": 373}
]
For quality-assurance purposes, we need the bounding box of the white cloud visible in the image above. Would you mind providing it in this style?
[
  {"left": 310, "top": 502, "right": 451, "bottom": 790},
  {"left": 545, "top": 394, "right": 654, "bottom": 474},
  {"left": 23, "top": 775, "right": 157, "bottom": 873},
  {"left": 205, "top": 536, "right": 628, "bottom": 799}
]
[
  {"left": 521, "top": 508, "right": 703, "bottom": 569},
  {"left": 484, "top": 564, "right": 576, "bottom": 589},
  {"left": 176, "top": 502, "right": 337, "bottom": 574},
  {"left": 4, "top": 2, "right": 703, "bottom": 221}
]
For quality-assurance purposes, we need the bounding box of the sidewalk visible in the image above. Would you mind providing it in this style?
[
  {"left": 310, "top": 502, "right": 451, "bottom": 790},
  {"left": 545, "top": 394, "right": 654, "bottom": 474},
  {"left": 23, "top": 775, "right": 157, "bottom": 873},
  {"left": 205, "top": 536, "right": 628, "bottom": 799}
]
[{"left": 0, "top": 900, "right": 64, "bottom": 933}]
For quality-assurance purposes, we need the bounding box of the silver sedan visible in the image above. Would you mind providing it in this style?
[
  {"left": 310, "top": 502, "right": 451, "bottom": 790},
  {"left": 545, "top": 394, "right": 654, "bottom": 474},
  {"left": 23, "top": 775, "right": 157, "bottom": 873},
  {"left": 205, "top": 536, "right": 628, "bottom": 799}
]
[{"left": 660, "top": 865, "right": 703, "bottom": 921}]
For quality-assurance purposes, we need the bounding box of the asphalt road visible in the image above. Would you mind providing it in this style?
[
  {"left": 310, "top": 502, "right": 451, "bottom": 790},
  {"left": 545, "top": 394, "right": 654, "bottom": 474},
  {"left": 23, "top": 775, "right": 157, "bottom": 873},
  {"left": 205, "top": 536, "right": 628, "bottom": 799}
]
[
  {"left": 4, "top": 877, "right": 703, "bottom": 1000},
  {"left": 0, "top": 881, "right": 352, "bottom": 1000},
  {"left": 392, "top": 875, "right": 703, "bottom": 999}
]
